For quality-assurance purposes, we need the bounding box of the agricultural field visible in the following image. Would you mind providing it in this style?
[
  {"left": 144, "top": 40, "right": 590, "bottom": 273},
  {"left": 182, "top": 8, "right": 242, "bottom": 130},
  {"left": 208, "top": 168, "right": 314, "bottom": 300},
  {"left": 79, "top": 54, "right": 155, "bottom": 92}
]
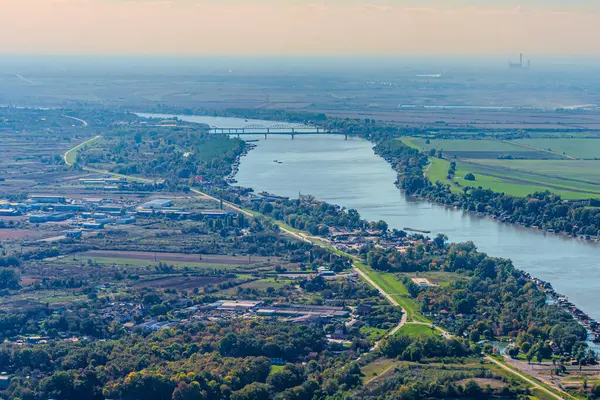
[
  {"left": 403, "top": 136, "right": 600, "bottom": 199},
  {"left": 360, "top": 358, "right": 527, "bottom": 392},
  {"left": 70, "top": 250, "right": 277, "bottom": 268},
  {"left": 513, "top": 138, "right": 600, "bottom": 159},
  {"left": 404, "top": 137, "right": 563, "bottom": 160},
  {"left": 355, "top": 263, "right": 428, "bottom": 323}
]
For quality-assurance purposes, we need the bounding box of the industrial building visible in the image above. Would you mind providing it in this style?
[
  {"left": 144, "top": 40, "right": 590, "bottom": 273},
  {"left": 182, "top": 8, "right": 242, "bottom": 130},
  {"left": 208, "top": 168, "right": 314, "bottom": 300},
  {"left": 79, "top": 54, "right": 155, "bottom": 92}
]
[
  {"left": 54, "top": 204, "right": 89, "bottom": 212},
  {"left": 211, "top": 300, "right": 263, "bottom": 312},
  {"left": 29, "top": 213, "right": 73, "bottom": 223},
  {"left": 30, "top": 195, "right": 66, "bottom": 204},
  {"left": 509, "top": 53, "right": 531, "bottom": 69},
  {"left": 201, "top": 210, "right": 233, "bottom": 219},
  {"left": 141, "top": 198, "right": 173, "bottom": 209},
  {"left": 256, "top": 303, "right": 349, "bottom": 318}
]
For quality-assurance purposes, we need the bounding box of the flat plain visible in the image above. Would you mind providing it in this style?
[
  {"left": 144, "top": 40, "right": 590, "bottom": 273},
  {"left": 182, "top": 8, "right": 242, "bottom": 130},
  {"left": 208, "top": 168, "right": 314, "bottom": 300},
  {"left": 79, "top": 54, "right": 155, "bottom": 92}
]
[{"left": 405, "top": 136, "right": 600, "bottom": 199}]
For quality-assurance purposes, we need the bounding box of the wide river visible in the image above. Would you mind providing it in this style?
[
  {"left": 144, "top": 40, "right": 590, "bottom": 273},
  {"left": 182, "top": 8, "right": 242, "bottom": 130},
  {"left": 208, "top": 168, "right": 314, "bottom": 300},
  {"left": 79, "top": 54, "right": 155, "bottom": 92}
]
[{"left": 142, "top": 113, "right": 600, "bottom": 321}]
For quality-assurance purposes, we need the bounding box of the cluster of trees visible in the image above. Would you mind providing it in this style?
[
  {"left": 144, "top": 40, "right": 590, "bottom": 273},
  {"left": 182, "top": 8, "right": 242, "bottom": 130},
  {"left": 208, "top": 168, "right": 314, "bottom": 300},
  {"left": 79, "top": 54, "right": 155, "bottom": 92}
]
[
  {"left": 249, "top": 196, "right": 367, "bottom": 235},
  {"left": 79, "top": 127, "right": 246, "bottom": 189},
  {"left": 409, "top": 243, "right": 595, "bottom": 362},
  {"left": 360, "top": 230, "right": 594, "bottom": 363},
  {"left": 218, "top": 324, "right": 327, "bottom": 360},
  {"left": 354, "top": 364, "right": 523, "bottom": 400},
  {"left": 0, "top": 319, "right": 366, "bottom": 400},
  {"left": 0, "top": 256, "right": 20, "bottom": 268},
  {"left": 379, "top": 335, "right": 472, "bottom": 362},
  {"left": 0, "top": 268, "right": 20, "bottom": 289}
]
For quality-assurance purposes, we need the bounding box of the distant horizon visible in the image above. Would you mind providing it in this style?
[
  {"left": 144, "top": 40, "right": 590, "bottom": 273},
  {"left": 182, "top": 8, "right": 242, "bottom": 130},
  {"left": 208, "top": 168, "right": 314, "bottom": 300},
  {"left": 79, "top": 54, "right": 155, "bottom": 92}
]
[{"left": 1, "top": 0, "right": 600, "bottom": 56}]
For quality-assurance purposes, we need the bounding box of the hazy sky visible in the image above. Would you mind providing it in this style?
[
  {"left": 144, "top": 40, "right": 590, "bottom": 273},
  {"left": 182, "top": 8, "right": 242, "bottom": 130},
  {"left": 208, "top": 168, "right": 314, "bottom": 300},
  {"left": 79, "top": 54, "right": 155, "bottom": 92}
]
[{"left": 1, "top": 0, "right": 599, "bottom": 55}]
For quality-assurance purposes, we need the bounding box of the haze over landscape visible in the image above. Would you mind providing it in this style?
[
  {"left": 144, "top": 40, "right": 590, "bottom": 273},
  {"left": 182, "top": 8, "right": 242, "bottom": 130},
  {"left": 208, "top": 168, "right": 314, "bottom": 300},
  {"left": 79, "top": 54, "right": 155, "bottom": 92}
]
[
  {"left": 2, "top": 1, "right": 600, "bottom": 400},
  {"left": 2, "top": 0, "right": 600, "bottom": 55}
]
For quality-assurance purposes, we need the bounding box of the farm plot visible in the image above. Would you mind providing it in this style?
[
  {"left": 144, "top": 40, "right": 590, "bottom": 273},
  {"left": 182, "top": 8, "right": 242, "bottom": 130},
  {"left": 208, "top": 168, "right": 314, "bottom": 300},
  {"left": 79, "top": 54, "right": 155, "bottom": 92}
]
[
  {"left": 404, "top": 138, "right": 562, "bottom": 159},
  {"left": 512, "top": 138, "right": 600, "bottom": 160},
  {"left": 454, "top": 160, "right": 600, "bottom": 199},
  {"left": 133, "top": 275, "right": 227, "bottom": 289},
  {"left": 422, "top": 154, "right": 600, "bottom": 199},
  {"left": 62, "top": 250, "right": 281, "bottom": 270}
]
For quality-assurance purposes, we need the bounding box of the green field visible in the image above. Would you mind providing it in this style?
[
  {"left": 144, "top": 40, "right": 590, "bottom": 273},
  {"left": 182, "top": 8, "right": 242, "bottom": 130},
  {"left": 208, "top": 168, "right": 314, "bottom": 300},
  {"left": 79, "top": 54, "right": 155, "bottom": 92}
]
[
  {"left": 406, "top": 135, "right": 600, "bottom": 199},
  {"left": 354, "top": 263, "right": 428, "bottom": 323},
  {"left": 458, "top": 160, "right": 600, "bottom": 199},
  {"left": 64, "top": 136, "right": 103, "bottom": 165},
  {"left": 408, "top": 138, "right": 524, "bottom": 153},
  {"left": 398, "top": 271, "right": 466, "bottom": 288},
  {"left": 513, "top": 138, "right": 600, "bottom": 160},
  {"left": 397, "top": 323, "right": 437, "bottom": 338},
  {"left": 56, "top": 256, "right": 245, "bottom": 270},
  {"left": 404, "top": 137, "right": 559, "bottom": 159},
  {"left": 240, "top": 278, "right": 293, "bottom": 290},
  {"left": 361, "top": 358, "right": 402, "bottom": 382}
]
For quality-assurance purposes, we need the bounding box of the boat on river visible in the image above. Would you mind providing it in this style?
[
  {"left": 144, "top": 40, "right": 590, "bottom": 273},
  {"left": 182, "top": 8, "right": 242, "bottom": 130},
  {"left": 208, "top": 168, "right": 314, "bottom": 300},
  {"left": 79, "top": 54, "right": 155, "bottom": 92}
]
[{"left": 404, "top": 227, "right": 431, "bottom": 234}]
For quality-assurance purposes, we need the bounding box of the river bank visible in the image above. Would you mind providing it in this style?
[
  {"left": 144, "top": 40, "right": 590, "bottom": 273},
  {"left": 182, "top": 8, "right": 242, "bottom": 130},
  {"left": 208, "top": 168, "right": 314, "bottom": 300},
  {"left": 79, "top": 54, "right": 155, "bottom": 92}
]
[
  {"left": 374, "top": 141, "right": 600, "bottom": 243},
  {"left": 139, "top": 113, "right": 600, "bottom": 322}
]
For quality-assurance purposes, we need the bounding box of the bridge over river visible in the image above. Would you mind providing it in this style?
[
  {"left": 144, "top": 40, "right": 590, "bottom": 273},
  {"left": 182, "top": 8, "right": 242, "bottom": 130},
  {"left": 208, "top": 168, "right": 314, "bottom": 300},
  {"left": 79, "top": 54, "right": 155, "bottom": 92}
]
[{"left": 210, "top": 123, "right": 343, "bottom": 139}]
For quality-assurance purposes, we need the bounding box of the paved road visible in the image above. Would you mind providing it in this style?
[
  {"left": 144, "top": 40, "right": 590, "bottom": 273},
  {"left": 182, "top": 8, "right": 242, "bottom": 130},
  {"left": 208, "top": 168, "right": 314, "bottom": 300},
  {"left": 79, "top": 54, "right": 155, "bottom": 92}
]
[
  {"left": 63, "top": 135, "right": 102, "bottom": 166},
  {"left": 62, "top": 114, "right": 89, "bottom": 128}
]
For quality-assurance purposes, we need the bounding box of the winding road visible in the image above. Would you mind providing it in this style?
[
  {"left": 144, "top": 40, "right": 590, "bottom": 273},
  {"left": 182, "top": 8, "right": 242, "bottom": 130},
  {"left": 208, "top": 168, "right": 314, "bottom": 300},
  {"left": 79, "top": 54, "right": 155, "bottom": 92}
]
[{"left": 62, "top": 114, "right": 89, "bottom": 128}]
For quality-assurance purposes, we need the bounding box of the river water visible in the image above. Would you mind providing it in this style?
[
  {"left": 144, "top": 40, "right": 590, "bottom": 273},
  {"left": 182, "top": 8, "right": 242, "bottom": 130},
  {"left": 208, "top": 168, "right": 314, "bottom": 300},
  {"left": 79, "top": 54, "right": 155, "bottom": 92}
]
[{"left": 141, "top": 114, "right": 600, "bottom": 321}]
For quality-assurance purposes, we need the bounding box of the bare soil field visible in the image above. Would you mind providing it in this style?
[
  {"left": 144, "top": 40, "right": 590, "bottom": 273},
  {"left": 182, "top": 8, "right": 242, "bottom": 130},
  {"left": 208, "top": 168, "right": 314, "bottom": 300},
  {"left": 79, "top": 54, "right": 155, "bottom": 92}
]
[
  {"left": 0, "top": 229, "right": 49, "bottom": 240},
  {"left": 78, "top": 250, "right": 278, "bottom": 265}
]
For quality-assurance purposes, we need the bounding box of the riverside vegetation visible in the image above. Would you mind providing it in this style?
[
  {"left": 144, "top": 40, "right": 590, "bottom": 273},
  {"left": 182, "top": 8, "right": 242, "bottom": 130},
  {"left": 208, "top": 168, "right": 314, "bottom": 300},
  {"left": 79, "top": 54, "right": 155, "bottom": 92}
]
[{"left": 1, "top": 107, "right": 600, "bottom": 399}]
